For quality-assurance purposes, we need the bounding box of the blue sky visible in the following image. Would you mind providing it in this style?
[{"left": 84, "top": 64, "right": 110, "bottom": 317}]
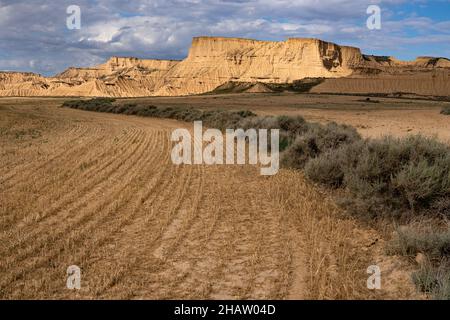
[{"left": 0, "top": 0, "right": 449, "bottom": 75}]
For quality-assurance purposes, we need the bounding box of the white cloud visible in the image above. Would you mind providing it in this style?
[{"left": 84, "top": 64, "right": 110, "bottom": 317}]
[{"left": 0, "top": 0, "right": 447, "bottom": 75}]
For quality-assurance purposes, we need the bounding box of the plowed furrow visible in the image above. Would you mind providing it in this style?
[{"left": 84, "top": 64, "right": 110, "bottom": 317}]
[
  {"left": 0, "top": 124, "right": 90, "bottom": 186},
  {"left": 0, "top": 128, "right": 142, "bottom": 243},
  {"left": 88, "top": 157, "right": 199, "bottom": 297},
  {"left": 0, "top": 103, "right": 311, "bottom": 300},
  {"left": 0, "top": 124, "right": 79, "bottom": 173},
  {"left": 64, "top": 134, "right": 202, "bottom": 298},
  {"left": 3, "top": 129, "right": 174, "bottom": 298},
  {"left": 0, "top": 128, "right": 141, "bottom": 231},
  {"left": 0, "top": 126, "right": 154, "bottom": 271}
]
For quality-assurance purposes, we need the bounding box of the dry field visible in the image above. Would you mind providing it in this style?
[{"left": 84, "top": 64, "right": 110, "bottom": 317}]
[
  {"left": 125, "top": 93, "right": 450, "bottom": 142},
  {"left": 0, "top": 96, "right": 429, "bottom": 300}
]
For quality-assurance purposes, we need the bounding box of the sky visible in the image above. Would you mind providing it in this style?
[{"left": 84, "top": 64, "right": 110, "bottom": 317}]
[{"left": 0, "top": 0, "right": 449, "bottom": 76}]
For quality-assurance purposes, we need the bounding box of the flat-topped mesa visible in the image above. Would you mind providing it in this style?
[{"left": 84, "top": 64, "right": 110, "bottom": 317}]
[
  {"left": 188, "top": 36, "right": 272, "bottom": 56},
  {"left": 153, "top": 36, "right": 367, "bottom": 96},
  {"left": 0, "top": 36, "right": 449, "bottom": 97},
  {"left": 188, "top": 36, "right": 364, "bottom": 71}
]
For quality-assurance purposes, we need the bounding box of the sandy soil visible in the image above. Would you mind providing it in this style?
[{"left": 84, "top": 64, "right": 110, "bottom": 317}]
[
  {"left": 261, "top": 108, "right": 450, "bottom": 142},
  {"left": 0, "top": 97, "right": 422, "bottom": 299},
  {"left": 123, "top": 93, "right": 450, "bottom": 142}
]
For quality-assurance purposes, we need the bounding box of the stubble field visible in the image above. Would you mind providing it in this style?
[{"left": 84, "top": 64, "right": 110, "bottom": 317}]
[{"left": 1, "top": 94, "right": 440, "bottom": 299}]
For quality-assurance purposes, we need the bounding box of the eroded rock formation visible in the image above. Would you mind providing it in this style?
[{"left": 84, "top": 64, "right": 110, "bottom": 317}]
[{"left": 1, "top": 37, "right": 449, "bottom": 97}]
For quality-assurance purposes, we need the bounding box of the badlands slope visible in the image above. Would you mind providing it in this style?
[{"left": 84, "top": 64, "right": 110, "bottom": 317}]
[{"left": 1, "top": 36, "right": 449, "bottom": 97}]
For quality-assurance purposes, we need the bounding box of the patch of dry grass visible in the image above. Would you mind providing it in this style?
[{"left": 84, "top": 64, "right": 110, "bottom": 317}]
[
  {"left": 267, "top": 170, "right": 419, "bottom": 299},
  {"left": 0, "top": 99, "right": 420, "bottom": 300}
]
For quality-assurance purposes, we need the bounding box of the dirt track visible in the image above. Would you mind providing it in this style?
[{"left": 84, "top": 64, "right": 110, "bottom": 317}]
[{"left": 0, "top": 99, "right": 419, "bottom": 299}]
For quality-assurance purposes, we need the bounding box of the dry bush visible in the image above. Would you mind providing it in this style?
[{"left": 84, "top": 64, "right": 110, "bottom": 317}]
[
  {"left": 239, "top": 115, "right": 309, "bottom": 151},
  {"left": 388, "top": 225, "right": 450, "bottom": 259},
  {"left": 281, "top": 122, "right": 361, "bottom": 169},
  {"left": 62, "top": 98, "right": 257, "bottom": 130},
  {"left": 412, "top": 260, "right": 450, "bottom": 300},
  {"left": 388, "top": 225, "right": 450, "bottom": 299},
  {"left": 441, "top": 106, "right": 450, "bottom": 115},
  {"left": 306, "top": 134, "right": 450, "bottom": 298},
  {"left": 306, "top": 135, "right": 450, "bottom": 219},
  {"left": 62, "top": 98, "right": 116, "bottom": 111}
]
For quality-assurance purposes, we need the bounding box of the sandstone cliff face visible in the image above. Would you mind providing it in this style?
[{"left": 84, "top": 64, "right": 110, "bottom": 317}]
[
  {"left": 0, "top": 57, "right": 181, "bottom": 97},
  {"left": 0, "top": 37, "right": 449, "bottom": 97},
  {"left": 0, "top": 72, "right": 51, "bottom": 96},
  {"left": 153, "top": 37, "right": 363, "bottom": 96}
]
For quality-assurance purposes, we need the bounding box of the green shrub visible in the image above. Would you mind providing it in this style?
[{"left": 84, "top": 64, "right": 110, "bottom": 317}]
[
  {"left": 392, "top": 160, "right": 449, "bottom": 211},
  {"left": 304, "top": 151, "right": 345, "bottom": 187},
  {"left": 276, "top": 115, "right": 309, "bottom": 136},
  {"left": 388, "top": 225, "right": 450, "bottom": 299},
  {"left": 238, "top": 115, "right": 309, "bottom": 151},
  {"left": 309, "top": 122, "right": 361, "bottom": 150},
  {"left": 307, "top": 135, "right": 450, "bottom": 218},
  {"left": 412, "top": 260, "right": 450, "bottom": 299},
  {"left": 61, "top": 100, "right": 83, "bottom": 108},
  {"left": 235, "top": 110, "right": 257, "bottom": 118},
  {"left": 200, "top": 110, "right": 247, "bottom": 129},
  {"left": 281, "top": 122, "right": 361, "bottom": 169},
  {"left": 388, "top": 226, "right": 450, "bottom": 259},
  {"left": 62, "top": 98, "right": 116, "bottom": 111},
  {"left": 239, "top": 116, "right": 280, "bottom": 131},
  {"left": 132, "top": 105, "right": 156, "bottom": 117},
  {"left": 351, "top": 136, "right": 450, "bottom": 216},
  {"left": 62, "top": 99, "right": 260, "bottom": 131},
  {"left": 441, "top": 106, "right": 450, "bottom": 115},
  {"left": 281, "top": 134, "right": 319, "bottom": 169},
  {"left": 304, "top": 140, "right": 364, "bottom": 187}
]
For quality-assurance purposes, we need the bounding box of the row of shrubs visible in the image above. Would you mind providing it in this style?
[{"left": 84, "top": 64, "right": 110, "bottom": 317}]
[
  {"left": 64, "top": 98, "right": 450, "bottom": 297},
  {"left": 63, "top": 98, "right": 450, "bottom": 221},
  {"left": 64, "top": 98, "right": 450, "bottom": 217},
  {"left": 62, "top": 98, "right": 361, "bottom": 157},
  {"left": 62, "top": 98, "right": 257, "bottom": 129}
]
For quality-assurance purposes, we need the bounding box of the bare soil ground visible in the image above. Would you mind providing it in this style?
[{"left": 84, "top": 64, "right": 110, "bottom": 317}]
[
  {"left": 124, "top": 93, "right": 450, "bottom": 142},
  {"left": 0, "top": 95, "right": 427, "bottom": 299}
]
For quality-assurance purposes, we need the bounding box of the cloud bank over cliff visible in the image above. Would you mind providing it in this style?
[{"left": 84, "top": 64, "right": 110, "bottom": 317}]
[{"left": 0, "top": 0, "right": 449, "bottom": 75}]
